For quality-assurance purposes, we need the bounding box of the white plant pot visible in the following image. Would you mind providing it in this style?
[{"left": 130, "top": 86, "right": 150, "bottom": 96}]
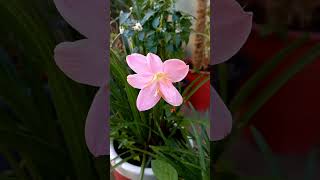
[{"left": 110, "top": 140, "right": 156, "bottom": 180}]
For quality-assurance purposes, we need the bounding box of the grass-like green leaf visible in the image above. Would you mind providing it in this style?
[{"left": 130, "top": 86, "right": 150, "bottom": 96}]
[{"left": 110, "top": 49, "right": 144, "bottom": 142}]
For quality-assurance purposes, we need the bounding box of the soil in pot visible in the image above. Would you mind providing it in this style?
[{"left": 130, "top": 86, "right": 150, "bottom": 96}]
[{"left": 113, "top": 140, "right": 151, "bottom": 168}]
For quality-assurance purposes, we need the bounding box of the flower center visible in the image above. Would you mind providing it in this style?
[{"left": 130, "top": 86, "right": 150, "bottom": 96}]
[
  {"left": 151, "top": 73, "right": 167, "bottom": 97},
  {"left": 152, "top": 72, "right": 167, "bottom": 82}
]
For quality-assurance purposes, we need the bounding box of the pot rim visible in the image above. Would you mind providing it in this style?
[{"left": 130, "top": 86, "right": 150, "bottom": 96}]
[
  {"left": 110, "top": 138, "right": 194, "bottom": 179},
  {"left": 110, "top": 140, "right": 154, "bottom": 178}
]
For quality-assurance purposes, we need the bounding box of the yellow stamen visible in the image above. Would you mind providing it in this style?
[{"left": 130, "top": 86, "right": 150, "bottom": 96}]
[{"left": 152, "top": 72, "right": 167, "bottom": 82}]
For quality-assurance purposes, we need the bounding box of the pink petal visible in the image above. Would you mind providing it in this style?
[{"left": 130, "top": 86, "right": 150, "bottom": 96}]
[
  {"left": 54, "top": 39, "right": 107, "bottom": 86},
  {"left": 53, "top": 0, "right": 106, "bottom": 42},
  {"left": 126, "top": 53, "right": 151, "bottom": 74},
  {"left": 85, "top": 85, "right": 109, "bottom": 156},
  {"left": 212, "top": 0, "right": 252, "bottom": 65},
  {"left": 127, "top": 73, "right": 153, "bottom": 89},
  {"left": 159, "top": 80, "right": 183, "bottom": 106},
  {"left": 211, "top": 87, "right": 232, "bottom": 141},
  {"left": 146, "top": 53, "right": 163, "bottom": 73},
  {"left": 163, "top": 59, "right": 189, "bottom": 82},
  {"left": 136, "top": 83, "right": 161, "bottom": 111}
]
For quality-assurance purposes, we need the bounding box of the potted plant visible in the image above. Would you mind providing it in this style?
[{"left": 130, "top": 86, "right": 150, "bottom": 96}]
[
  {"left": 109, "top": 43, "right": 209, "bottom": 180},
  {"left": 110, "top": 0, "right": 210, "bottom": 179},
  {"left": 234, "top": 0, "right": 320, "bottom": 153}
]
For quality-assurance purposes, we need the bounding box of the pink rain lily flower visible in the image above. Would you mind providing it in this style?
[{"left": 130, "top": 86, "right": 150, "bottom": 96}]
[
  {"left": 52, "top": 0, "right": 252, "bottom": 157},
  {"left": 53, "top": 0, "right": 108, "bottom": 157},
  {"left": 211, "top": 0, "right": 252, "bottom": 140},
  {"left": 126, "top": 53, "right": 189, "bottom": 111}
]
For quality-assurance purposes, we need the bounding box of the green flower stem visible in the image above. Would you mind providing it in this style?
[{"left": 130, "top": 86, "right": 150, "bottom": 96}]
[
  {"left": 139, "top": 154, "right": 147, "bottom": 180},
  {"left": 184, "top": 76, "right": 210, "bottom": 102},
  {"left": 182, "top": 74, "right": 205, "bottom": 96}
]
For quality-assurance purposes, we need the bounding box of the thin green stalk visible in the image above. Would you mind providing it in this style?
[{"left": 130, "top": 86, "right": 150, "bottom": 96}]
[
  {"left": 110, "top": 150, "right": 131, "bottom": 162},
  {"left": 155, "top": 120, "right": 167, "bottom": 143},
  {"left": 127, "top": 147, "right": 157, "bottom": 158},
  {"left": 139, "top": 154, "right": 147, "bottom": 180},
  {"left": 184, "top": 76, "right": 210, "bottom": 102},
  {"left": 182, "top": 74, "right": 205, "bottom": 96},
  {"left": 110, "top": 49, "right": 144, "bottom": 141},
  {"left": 191, "top": 124, "right": 206, "bottom": 179}
]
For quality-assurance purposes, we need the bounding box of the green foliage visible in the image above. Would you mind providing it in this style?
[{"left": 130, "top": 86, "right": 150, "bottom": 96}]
[
  {"left": 150, "top": 109, "right": 210, "bottom": 180},
  {"left": 0, "top": 0, "right": 106, "bottom": 179},
  {"left": 109, "top": 2, "right": 211, "bottom": 180},
  {"left": 110, "top": 47, "right": 210, "bottom": 179},
  {"left": 110, "top": 48, "right": 190, "bottom": 160},
  {"left": 117, "top": 0, "right": 193, "bottom": 60},
  {"left": 151, "top": 160, "right": 178, "bottom": 180}
]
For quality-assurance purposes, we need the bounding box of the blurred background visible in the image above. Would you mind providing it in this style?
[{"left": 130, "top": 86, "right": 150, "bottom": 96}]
[
  {"left": 0, "top": 1, "right": 107, "bottom": 180},
  {"left": 1, "top": 0, "right": 320, "bottom": 179},
  {"left": 213, "top": 0, "right": 320, "bottom": 179}
]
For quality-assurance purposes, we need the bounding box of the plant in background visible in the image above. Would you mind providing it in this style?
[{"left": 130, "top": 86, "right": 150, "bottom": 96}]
[
  {"left": 111, "top": 0, "right": 132, "bottom": 20},
  {"left": 117, "top": 0, "right": 194, "bottom": 60}
]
